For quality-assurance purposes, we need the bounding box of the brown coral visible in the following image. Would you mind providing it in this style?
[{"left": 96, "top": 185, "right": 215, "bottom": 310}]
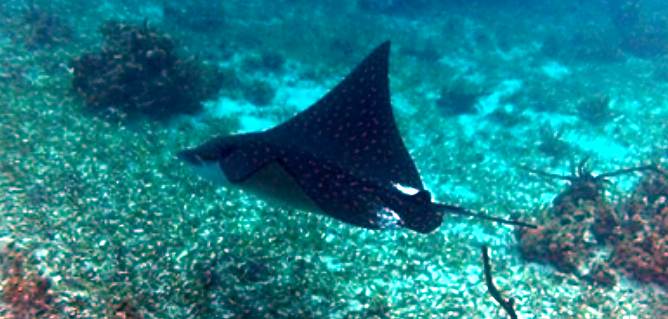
[{"left": 71, "top": 21, "right": 223, "bottom": 120}]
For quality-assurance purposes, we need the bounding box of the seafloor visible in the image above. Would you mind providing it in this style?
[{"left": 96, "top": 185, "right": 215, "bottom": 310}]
[{"left": 1, "top": 0, "right": 667, "bottom": 318}]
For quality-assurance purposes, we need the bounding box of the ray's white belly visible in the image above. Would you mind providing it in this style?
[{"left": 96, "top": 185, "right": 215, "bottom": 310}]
[{"left": 196, "top": 161, "right": 321, "bottom": 213}]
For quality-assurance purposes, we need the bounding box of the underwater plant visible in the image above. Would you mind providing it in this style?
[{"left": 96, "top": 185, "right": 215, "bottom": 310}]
[{"left": 71, "top": 21, "right": 223, "bottom": 119}]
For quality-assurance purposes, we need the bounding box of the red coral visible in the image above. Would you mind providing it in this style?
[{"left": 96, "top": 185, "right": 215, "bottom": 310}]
[
  {"left": 588, "top": 262, "right": 617, "bottom": 287},
  {"left": 519, "top": 200, "right": 600, "bottom": 273},
  {"left": 607, "top": 168, "right": 668, "bottom": 287},
  {"left": 111, "top": 298, "right": 143, "bottom": 319},
  {"left": 520, "top": 162, "right": 667, "bottom": 288},
  {"left": 1, "top": 246, "right": 59, "bottom": 319}
]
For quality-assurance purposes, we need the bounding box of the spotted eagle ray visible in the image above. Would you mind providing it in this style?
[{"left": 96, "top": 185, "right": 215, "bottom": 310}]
[{"left": 179, "top": 41, "right": 534, "bottom": 233}]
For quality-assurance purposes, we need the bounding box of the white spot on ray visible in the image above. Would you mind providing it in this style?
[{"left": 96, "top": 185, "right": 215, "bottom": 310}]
[{"left": 392, "top": 182, "right": 419, "bottom": 195}]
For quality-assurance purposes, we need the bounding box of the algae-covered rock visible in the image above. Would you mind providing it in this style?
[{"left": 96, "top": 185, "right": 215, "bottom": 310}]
[{"left": 71, "top": 21, "right": 223, "bottom": 119}]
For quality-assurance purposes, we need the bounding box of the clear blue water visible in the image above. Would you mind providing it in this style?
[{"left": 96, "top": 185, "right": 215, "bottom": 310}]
[{"left": 1, "top": 0, "right": 667, "bottom": 318}]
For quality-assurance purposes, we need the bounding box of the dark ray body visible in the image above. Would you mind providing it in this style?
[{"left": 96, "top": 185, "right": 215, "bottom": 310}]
[{"left": 179, "top": 41, "right": 533, "bottom": 233}]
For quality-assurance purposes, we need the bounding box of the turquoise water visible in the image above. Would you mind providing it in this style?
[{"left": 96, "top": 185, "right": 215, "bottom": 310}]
[{"left": 1, "top": 0, "right": 667, "bottom": 318}]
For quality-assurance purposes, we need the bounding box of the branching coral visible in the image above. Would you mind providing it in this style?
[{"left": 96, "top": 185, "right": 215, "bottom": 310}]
[
  {"left": 71, "top": 21, "right": 223, "bottom": 119},
  {"left": 481, "top": 246, "right": 518, "bottom": 319},
  {"left": 521, "top": 158, "right": 653, "bottom": 206}
]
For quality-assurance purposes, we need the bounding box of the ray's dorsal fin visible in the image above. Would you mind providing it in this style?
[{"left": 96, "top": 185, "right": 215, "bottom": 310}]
[{"left": 268, "top": 41, "right": 423, "bottom": 189}]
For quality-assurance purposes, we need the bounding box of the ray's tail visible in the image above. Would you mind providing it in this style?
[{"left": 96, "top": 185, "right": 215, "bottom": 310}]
[{"left": 434, "top": 203, "right": 537, "bottom": 228}]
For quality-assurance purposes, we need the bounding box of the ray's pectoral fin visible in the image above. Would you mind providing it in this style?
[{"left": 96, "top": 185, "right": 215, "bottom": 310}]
[{"left": 219, "top": 147, "right": 275, "bottom": 183}]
